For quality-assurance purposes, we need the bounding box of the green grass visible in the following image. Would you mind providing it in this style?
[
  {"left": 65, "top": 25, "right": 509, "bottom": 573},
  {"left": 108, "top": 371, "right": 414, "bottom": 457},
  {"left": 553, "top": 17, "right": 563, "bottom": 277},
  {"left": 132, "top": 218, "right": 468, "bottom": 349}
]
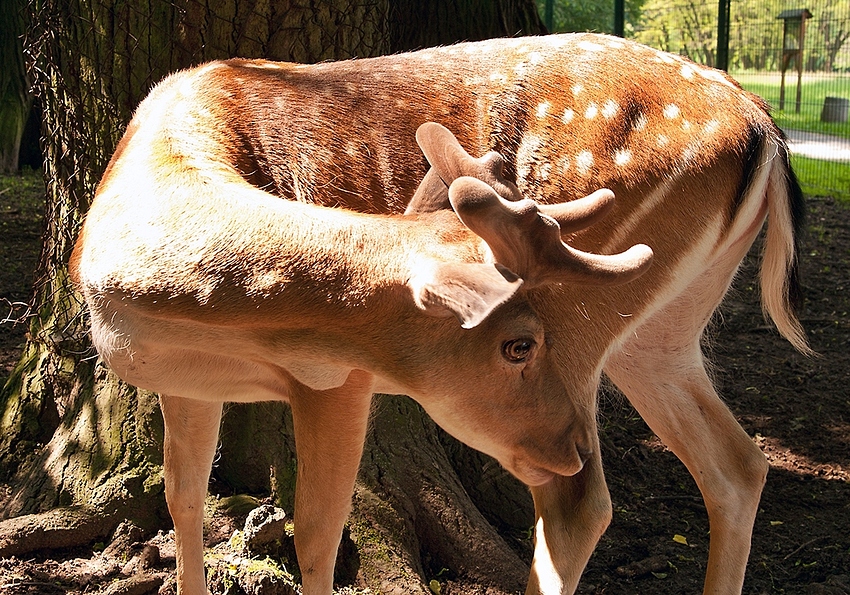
[
  {"left": 791, "top": 154, "right": 850, "bottom": 202},
  {"left": 733, "top": 72, "right": 850, "bottom": 139},
  {"left": 732, "top": 72, "right": 850, "bottom": 201}
]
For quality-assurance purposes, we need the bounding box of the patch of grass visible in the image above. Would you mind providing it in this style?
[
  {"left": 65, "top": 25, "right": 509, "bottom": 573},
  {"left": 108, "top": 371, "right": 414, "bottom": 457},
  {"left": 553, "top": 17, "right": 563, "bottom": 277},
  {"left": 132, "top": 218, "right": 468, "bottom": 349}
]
[
  {"left": 791, "top": 155, "right": 850, "bottom": 203},
  {"left": 731, "top": 73, "right": 850, "bottom": 201},
  {"left": 0, "top": 167, "right": 44, "bottom": 309},
  {"left": 733, "top": 72, "right": 850, "bottom": 139}
]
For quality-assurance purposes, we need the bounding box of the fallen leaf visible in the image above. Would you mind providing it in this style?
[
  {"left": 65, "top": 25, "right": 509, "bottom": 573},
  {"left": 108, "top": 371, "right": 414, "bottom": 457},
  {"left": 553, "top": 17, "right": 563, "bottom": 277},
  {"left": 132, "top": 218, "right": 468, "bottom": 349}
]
[{"left": 673, "top": 534, "right": 689, "bottom": 545}]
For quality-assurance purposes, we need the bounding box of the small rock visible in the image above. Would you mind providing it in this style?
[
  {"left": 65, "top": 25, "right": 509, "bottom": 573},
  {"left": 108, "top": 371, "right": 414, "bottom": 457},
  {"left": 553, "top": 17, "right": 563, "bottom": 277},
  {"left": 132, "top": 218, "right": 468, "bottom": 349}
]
[
  {"left": 243, "top": 505, "right": 288, "bottom": 553},
  {"left": 104, "top": 521, "right": 146, "bottom": 560},
  {"left": 614, "top": 554, "right": 669, "bottom": 578},
  {"left": 238, "top": 571, "right": 298, "bottom": 595},
  {"left": 139, "top": 545, "right": 160, "bottom": 570},
  {"left": 809, "top": 575, "right": 850, "bottom": 595}
]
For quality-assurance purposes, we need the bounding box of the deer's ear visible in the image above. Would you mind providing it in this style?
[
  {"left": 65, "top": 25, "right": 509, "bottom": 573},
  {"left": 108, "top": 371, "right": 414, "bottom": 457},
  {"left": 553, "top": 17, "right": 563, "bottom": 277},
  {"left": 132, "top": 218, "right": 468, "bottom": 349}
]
[{"left": 409, "top": 262, "right": 523, "bottom": 328}]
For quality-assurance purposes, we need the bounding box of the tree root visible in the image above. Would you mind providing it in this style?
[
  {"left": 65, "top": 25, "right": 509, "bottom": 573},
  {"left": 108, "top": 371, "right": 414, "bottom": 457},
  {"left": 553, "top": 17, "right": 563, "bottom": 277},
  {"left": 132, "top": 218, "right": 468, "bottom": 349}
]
[
  {"left": 0, "top": 505, "right": 116, "bottom": 558},
  {"left": 354, "top": 395, "right": 530, "bottom": 594}
]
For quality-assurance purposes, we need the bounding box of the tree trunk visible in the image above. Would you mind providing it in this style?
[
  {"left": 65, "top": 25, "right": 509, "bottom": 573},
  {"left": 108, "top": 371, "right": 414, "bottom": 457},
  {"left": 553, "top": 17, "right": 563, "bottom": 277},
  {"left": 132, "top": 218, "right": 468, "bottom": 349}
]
[{"left": 0, "top": 0, "right": 544, "bottom": 592}]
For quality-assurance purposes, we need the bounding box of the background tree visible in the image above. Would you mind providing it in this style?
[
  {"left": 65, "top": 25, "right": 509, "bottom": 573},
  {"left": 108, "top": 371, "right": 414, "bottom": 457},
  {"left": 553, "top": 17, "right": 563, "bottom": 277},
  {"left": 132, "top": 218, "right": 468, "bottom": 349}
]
[
  {"left": 0, "top": 0, "right": 545, "bottom": 592},
  {"left": 807, "top": 0, "right": 850, "bottom": 71},
  {"left": 633, "top": 0, "right": 850, "bottom": 73},
  {"left": 535, "top": 0, "right": 646, "bottom": 35},
  {"left": 633, "top": 0, "right": 717, "bottom": 64},
  {"left": 0, "top": 0, "right": 31, "bottom": 173}
]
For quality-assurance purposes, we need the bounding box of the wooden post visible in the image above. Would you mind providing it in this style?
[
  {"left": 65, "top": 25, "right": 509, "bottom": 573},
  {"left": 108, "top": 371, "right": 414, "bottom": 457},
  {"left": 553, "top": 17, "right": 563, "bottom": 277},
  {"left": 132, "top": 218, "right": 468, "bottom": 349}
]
[
  {"left": 776, "top": 9, "right": 812, "bottom": 113},
  {"left": 795, "top": 15, "right": 807, "bottom": 113}
]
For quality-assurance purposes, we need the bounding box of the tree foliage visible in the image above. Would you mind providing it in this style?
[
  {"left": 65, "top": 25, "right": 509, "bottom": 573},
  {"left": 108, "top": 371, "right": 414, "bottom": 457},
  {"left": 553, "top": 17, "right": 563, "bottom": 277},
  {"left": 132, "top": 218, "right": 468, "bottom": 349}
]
[
  {"left": 536, "top": 0, "right": 646, "bottom": 35},
  {"left": 632, "top": 0, "right": 849, "bottom": 72}
]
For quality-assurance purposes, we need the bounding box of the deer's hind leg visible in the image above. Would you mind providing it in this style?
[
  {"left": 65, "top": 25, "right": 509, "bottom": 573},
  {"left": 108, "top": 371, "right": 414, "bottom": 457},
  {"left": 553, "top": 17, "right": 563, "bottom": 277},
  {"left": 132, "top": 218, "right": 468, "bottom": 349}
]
[{"left": 604, "top": 258, "right": 769, "bottom": 595}]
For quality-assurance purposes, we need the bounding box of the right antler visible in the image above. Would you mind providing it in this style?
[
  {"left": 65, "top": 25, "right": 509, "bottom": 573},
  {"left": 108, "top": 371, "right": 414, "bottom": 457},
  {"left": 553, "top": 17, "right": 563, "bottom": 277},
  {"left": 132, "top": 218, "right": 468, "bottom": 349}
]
[
  {"left": 447, "top": 176, "right": 653, "bottom": 287},
  {"left": 406, "top": 122, "right": 523, "bottom": 214}
]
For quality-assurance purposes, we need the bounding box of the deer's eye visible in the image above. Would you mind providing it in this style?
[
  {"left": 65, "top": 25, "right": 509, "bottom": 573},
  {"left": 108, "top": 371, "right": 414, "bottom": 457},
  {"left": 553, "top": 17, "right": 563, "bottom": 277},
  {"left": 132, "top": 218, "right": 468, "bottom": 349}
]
[{"left": 502, "top": 338, "right": 535, "bottom": 363}]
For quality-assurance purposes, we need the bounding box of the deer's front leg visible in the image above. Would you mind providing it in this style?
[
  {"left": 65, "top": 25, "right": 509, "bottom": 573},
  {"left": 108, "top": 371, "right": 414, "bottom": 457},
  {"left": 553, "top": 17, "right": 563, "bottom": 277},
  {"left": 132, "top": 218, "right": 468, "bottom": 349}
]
[
  {"left": 160, "top": 395, "right": 223, "bottom": 595},
  {"left": 290, "top": 369, "right": 374, "bottom": 595},
  {"left": 527, "top": 433, "right": 611, "bottom": 595}
]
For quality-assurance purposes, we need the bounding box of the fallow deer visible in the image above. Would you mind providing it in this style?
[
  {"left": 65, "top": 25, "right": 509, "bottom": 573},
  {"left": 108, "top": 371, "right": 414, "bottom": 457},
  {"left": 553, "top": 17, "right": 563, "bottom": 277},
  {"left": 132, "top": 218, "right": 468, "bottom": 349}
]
[{"left": 71, "top": 32, "right": 808, "bottom": 595}]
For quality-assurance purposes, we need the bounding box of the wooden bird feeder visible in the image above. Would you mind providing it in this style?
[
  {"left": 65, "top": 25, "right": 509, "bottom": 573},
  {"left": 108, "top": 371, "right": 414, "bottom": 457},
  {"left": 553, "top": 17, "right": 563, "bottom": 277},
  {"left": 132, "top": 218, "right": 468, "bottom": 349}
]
[{"left": 778, "top": 8, "right": 812, "bottom": 113}]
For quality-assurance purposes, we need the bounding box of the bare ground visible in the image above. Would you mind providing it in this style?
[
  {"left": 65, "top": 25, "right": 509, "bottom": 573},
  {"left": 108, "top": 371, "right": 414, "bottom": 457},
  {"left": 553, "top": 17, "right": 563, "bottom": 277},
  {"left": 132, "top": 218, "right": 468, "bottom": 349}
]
[{"left": 0, "top": 169, "right": 848, "bottom": 594}]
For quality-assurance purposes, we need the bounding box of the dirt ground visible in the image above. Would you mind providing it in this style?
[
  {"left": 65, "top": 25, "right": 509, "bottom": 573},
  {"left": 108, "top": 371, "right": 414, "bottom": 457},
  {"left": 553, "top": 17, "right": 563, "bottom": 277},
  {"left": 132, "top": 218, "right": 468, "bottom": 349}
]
[{"left": 0, "top": 169, "right": 848, "bottom": 594}]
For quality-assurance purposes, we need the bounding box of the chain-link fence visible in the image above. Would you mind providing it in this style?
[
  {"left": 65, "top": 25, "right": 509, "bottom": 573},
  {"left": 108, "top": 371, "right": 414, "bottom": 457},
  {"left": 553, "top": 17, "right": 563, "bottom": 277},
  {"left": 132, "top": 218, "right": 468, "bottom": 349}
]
[{"left": 630, "top": 0, "right": 849, "bottom": 199}]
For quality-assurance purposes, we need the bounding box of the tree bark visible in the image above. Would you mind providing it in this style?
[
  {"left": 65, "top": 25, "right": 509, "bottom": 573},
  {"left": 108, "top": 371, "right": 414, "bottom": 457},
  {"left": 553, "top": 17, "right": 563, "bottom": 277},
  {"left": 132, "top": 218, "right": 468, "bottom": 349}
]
[{"left": 0, "top": 0, "right": 544, "bottom": 592}]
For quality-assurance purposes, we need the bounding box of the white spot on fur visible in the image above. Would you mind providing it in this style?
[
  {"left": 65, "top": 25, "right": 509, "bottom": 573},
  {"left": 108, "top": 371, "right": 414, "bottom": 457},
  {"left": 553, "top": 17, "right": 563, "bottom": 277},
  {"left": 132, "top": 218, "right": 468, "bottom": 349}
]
[
  {"left": 576, "top": 151, "right": 594, "bottom": 175},
  {"left": 655, "top": 52, "right": 676, "bottom": 65},
  {"left": 602, "top": 99, "right": 619, "bottom": 119},
  {"left": 682, "top": 140, "right": 701, "bottom": 164},
  {"left": 657, "top": 134, "right": 670, "bottom": 147},
  {"left": 704, "top": 119, "right": 721, "bottom": 135},
  {"left": 572, "top": 84, "right": 584, "bottom": 96},
  {"left": 578, "top": 40, "right": 606, "bottom": 52},
  {"left": 585, "top": 103, "right": 598, "bottom": 119},
  {"left": 529, "top": 51, "right": 544, "bottom": 65},
  {"left": 633, "top": 113, "right": 648, "bottom": 131},
  {"left": 490, "top": 71, "right": 508, "bottom": 84},
  {"left": 606, "top": 39, "right": 625, "bottom": 49},
  {"left": 562, "top": 108, "right": 575, "bottom": 124},
  {"left": 698, "top": 67, "right": 737, "bottom": 88},
  {"left": 558, "top": 155, "right": 570, "bottom": 172},
  {"left": 614, "top": 148, "right": 632, "bottom": 166},
  {"left": 663, "top": 104, "right": 681, "bottom": 119},
  {"left": 682, "top": 120, "right": 692, "bottom": 132},
  {"left": 537, "top": 162, "right": 552, "bottom": 181},
  {"left": 537, "top": 101, "right": 551, "bottom": 119},
  {"left": 680, "top": 64, "right": 696, "bottom": 80}
]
